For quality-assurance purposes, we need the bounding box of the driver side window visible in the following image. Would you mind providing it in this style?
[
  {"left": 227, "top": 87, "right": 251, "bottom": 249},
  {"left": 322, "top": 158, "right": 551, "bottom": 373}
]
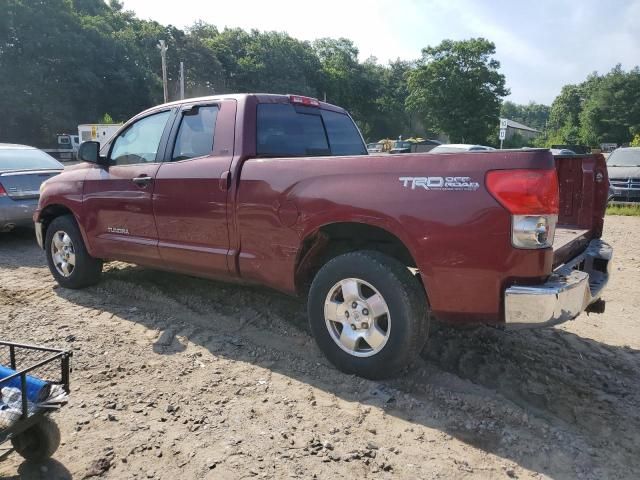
[{"left": 110, "top": 111, "right": 171, "bottom": 166}]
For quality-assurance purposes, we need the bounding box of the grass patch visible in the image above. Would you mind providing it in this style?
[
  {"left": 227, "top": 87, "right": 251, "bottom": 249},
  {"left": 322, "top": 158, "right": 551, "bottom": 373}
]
[{"left": 606, "top": 204, "right": 640, "bottom": 216}]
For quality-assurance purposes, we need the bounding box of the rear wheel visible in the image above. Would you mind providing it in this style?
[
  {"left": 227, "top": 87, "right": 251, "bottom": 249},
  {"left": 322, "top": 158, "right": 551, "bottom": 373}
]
[
  {"left": 308, "top": 251, "right": 429, "bottom": 379},
  {"left": 45, "top": 215, "right": 102, "bottom": 289},
  {"left": 11, "top": 417, "right": 61, "bottom": 462}
]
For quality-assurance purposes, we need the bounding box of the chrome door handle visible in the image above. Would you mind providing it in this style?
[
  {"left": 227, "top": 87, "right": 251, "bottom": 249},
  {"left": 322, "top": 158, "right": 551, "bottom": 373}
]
[{"left": 132, "top": 175, "right": 152, "bottom": 186}]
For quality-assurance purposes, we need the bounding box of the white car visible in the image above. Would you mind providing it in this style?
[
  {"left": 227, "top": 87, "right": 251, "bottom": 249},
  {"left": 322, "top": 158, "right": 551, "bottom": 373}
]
[
  {"left": 550, "top": 148, "right": 577, "bottom": 155},
  {"left": 429, "top": 144, "right": 495, "bottom": 153}
]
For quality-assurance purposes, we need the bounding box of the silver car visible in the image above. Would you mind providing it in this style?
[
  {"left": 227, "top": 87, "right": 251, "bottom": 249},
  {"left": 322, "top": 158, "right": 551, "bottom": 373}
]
[
  {"left": 0, "top": 144, "right": 64, "bottom": 232},
  {"left": 607, "top": 147, "right": 640, "bottom": 204}
]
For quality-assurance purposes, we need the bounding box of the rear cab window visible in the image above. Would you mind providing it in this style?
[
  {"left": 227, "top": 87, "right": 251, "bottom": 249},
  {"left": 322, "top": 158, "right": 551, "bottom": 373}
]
[{"left": 256, "top": 103, "right": 367, "bottom": 157}]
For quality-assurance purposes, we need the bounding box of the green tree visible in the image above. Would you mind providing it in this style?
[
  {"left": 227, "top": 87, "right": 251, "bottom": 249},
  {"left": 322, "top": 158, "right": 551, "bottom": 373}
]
[
  {"left": 0, "top": 0, "right": 160, "bottom": 144},
  {"left": 539, "top": 65, "right": 640, "bottom": 147},
  {"left": 406, "top": 38, "right": 509, "bottom": 143},
  {"left": 370, "top": 59, "right": 414, "bottom": 139},
  {"left": 578, "top": 65, "right": 640, "bottom": 145},
  {"left": 100, "top": 113, "right": 114, "bottom": 124},
  {"left": 203, "top": 28, "right": 320, "bottom": 96},
  {"left": 312, "top": 38, "right": 384, "bottom": 139}
]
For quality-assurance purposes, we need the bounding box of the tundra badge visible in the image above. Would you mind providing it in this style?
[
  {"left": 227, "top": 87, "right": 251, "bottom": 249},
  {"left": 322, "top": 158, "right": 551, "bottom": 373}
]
[{"left": 107, "top": 227, "right": 130, "bottom": 235}]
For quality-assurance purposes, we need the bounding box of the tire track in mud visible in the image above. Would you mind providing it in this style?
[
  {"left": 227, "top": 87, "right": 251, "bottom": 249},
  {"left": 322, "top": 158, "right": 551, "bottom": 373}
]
[
  {"left": 423, "top": 324, "right": 640, "bottom": 467},
  {"left": 69, "top": 265, "right": 634, "bottom": 477},
  {"left": 0, "top": 282, "right": 56, "bottom": 307},
  {"left": 3, "top": 236, "right": 639, "bottom": 477}
]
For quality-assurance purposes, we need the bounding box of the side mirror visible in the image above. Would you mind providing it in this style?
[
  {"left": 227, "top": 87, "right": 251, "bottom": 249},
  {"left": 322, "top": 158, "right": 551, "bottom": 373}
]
[{"left": 78, "top": 141, "right": 108, "bottom": 167}]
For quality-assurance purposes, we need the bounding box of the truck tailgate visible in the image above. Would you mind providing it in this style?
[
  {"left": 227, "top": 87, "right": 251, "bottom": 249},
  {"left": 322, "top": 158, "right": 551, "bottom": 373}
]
[{"left": 553, "top": 153, "right": 609, "bottom": 267}]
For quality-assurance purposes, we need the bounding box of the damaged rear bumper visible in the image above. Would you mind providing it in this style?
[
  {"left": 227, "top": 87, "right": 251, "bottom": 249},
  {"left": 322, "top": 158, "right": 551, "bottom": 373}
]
[{"left": 504, "top": 239, "right": 612, "bottom": 327}]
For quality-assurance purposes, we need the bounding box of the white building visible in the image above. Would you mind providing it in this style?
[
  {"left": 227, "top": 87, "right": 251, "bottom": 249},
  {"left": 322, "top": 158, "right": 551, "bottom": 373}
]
[{"left": 500, "top": 118, "right": 540, "bottom": 140}]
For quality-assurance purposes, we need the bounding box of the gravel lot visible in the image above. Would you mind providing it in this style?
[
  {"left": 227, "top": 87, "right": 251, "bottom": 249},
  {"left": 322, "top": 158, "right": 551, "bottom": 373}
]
[{"left": 0, "top": 216, "right": 639, "bottom": 479}]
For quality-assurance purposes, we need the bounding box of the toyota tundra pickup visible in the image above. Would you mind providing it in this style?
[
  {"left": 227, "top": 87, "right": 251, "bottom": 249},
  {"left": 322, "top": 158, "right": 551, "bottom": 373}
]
[{"left": 34, "top": 94, "right": 612, "bottom": 379}]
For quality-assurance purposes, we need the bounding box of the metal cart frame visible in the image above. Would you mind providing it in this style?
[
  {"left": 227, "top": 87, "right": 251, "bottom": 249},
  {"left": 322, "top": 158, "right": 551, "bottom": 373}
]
[{"left": 0, "top": 341, "right": 72, "bottom": 462}]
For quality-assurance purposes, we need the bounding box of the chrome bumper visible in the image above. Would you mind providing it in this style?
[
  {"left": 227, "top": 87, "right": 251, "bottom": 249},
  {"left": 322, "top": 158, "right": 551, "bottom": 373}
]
[
  {"left": 35, "top": 221, "right": 44, "bottom": 249},
  {"left": 504, "top": 239, "right": 612, "bottom": 327}
]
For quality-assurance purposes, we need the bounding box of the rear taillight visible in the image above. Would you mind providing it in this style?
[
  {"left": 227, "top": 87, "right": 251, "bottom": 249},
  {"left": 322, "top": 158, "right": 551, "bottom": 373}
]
[
  {"left": 0, "top": 182, "right": 6, "bottom": 197},
  {"left": 486, "top": 169, "right": 559, "bottom": 215},
  {"left": 289, "top": 95, "right": 320, "bottom": 107},
  {"left": 486, "top": 169, "right": 559, "bottom": 249}
]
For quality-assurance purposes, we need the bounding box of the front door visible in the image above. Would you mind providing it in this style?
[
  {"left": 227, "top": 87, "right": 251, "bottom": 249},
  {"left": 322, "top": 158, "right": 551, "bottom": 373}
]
[
  {"left": 83, "top": 109, "right": 174, "bottom": 266},
  {"left": 153, "top": 100, "right": 236, "bottom": 277}
]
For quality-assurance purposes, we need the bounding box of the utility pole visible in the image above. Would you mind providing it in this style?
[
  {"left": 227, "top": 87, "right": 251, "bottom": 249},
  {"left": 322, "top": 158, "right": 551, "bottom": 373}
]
[
  {"left": 158, "top": 40, "right": 168, "bottom": 103},
  {"left": 179, "top": 61, "right": 185, "bottom": 100}
]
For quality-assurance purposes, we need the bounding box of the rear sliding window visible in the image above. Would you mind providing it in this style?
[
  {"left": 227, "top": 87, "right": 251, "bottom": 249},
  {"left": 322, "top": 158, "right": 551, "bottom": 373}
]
[{"left": 257, "top": 104, "right": 366, "bottom": 157}]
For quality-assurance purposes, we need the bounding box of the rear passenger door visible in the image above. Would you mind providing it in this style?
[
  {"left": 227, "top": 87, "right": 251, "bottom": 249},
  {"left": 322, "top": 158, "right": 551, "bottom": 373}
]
[{"left": 153, "top": 100, "right": 237, "bottom": 277}]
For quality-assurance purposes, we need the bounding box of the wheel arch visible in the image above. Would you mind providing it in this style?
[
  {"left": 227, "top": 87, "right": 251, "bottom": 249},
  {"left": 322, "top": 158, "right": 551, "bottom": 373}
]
[
  {"left": 294, "top": 220, "right": 423, "bottom": 295},
  {"left": 38, "top": 204, "right": 93, "bottom": 256}
]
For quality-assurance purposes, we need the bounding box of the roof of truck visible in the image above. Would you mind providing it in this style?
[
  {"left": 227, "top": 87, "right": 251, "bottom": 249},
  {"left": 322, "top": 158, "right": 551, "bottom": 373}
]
[{"left": 138, "top": 93, "right": 346, "bottom": 118}]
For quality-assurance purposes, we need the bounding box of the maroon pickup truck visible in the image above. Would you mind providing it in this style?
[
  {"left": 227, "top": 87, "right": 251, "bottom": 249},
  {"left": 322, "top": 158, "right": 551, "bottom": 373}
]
[{"left": 34, "top": 94, "right": 612, "bottom": 378}]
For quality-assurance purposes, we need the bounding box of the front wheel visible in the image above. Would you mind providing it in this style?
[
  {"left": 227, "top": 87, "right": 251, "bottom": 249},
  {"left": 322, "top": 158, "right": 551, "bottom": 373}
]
[
  {"left": 45, "top": 215, "right": 103, "bottom": 289},
  {"left": 308, "top": 251, "right": 429, "bottom": 379}
]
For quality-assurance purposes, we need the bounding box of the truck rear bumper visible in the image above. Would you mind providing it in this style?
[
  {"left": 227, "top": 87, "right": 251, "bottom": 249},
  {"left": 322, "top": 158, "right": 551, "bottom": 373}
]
[{"left": 504, "top": 239, "right": 612, "bottom": 327}]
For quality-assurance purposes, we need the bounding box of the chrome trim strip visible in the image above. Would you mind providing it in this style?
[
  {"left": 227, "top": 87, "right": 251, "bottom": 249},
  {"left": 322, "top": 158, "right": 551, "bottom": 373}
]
[
  {"left": 0, "top": 169, "right": 63, "bottom": 177},
  {"left": 6, "top": 190, "right": 40, "bottom": 198}
]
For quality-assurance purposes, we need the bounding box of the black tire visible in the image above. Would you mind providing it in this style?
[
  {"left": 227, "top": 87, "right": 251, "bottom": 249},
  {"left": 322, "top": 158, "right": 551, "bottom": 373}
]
[
  {"left": 308, "top": 250, "right": 429, "bottom": 379},
  {"left": 11, "top": 416, "right": 61, "bottom": 462},
  {"left": 45, "top": 214, "right": 102, "bottom": 289}
]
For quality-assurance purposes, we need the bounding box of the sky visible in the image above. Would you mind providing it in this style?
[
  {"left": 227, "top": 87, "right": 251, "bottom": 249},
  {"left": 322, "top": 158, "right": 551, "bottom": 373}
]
[{"left": 121, "top": 0, "right": 640, "bottom": 105}]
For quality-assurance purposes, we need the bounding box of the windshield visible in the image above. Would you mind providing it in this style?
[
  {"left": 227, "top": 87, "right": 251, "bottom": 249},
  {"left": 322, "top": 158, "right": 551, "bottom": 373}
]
[
  {"left": 393, "top": 141, "right": 411, "bottom": 149},
  {"left": 607, "top": 148, "right": 640, "bottom": 166},
  {"left": 0, "top": 148, "right": 63, "bottom": 171}
]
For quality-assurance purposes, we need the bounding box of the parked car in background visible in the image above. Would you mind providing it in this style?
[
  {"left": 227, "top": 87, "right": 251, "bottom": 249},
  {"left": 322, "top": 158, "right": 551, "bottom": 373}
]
[
  {"left": 0, "top": 144, "right": 63, "bottom": 232},
  {"left": 550, "top": 148, "right": 576, "bottom": 155},
  {"left": 430, "top": 144, "right": 495, "bottom": 153},
  {"left": 607, "top": 147, "right": 640, "bottom": 203},
  {"left": 389, "top": 139, "right": 441, "bottom": 154},
  {"left": 366, "top": 142, "right": 384, "bottom": 154},
  {"left": 390, "top": 140, "right": 413, "bottom": 154}
]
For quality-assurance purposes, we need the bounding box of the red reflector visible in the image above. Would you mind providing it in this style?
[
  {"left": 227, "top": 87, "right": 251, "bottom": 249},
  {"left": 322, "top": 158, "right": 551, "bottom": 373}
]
[
  {"left": 0, "top": 182, "right": 6, "bottom": 197},
  {"left": 486, "top": 169, "right": 559, "bottom": 215},
  {"left": 289, "top": 95, "right": 320, "bottom": 107}
]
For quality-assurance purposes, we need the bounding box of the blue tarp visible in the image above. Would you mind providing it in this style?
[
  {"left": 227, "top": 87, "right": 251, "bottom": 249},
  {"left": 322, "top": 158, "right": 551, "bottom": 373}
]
[{"left": 0, "top": 365, "right": 51, "bottom": 403}]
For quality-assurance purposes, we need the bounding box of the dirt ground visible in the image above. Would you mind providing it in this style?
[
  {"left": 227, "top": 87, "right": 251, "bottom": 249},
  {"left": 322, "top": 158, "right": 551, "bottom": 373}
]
[{"left": 0, "top": 216, "right": 639, "bottom": 480}]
